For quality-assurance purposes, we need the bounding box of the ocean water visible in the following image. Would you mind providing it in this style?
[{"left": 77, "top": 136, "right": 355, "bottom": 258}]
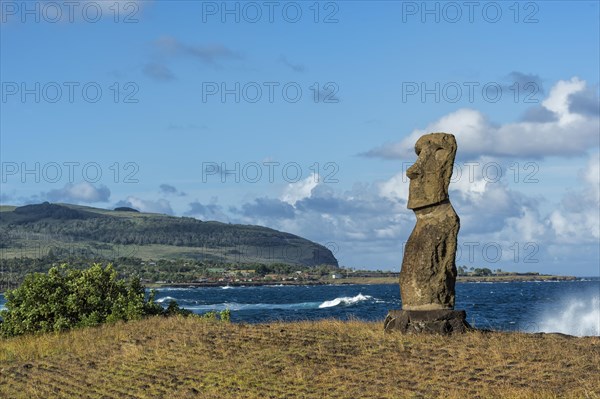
[{"left": 1, "top": 279, "right": 599, "bottom": 336}]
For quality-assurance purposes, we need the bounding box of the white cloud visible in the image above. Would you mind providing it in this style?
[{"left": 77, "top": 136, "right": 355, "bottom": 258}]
[
  {"left": 582, "top": 154, "right": 600, "bottom": 204},
  {"left": 542, "top": 78, "right": 586, "bottom": 124},
  {"left": 548, "top": 153, "right": 600, "bottom": 243},
  {"left": 46, "top": 182, "right": 110, "bottom": 203},
  {"left": 378, "top": 171, "right": 410, "bottom": 203},
  {"left": 501, "top": 206, "right": 548, "bottom": 243},
  {"left": 159, "top": 184, "right": 186, "bottom": 196},
  {"left": 281, "top": 173, "right": 319, "bottom": 205},
  {"left": 363, "top": 77, "right": 599, "bottom": 159}
]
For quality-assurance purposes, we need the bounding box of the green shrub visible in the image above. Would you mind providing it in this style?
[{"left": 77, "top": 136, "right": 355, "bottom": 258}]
[
  {"left": 196, "top": 309, "right": 230, "bottom": 322},
  {"left": 0, "top": 263, "right": 163, "bottom": 337},
  {"left": 0, "top": 263, "right": 232, "bottom": 337},
  {"left": 164, "top": 300, "right": 193, "bottom": 317},
  {"left": 219, "top": 309, "right": 231, "bottom": 322}
]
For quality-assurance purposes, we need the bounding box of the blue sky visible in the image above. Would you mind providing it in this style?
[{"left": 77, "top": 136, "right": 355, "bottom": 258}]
[{"left": 1, "top": 0, "right": 599, "bottom": 275}]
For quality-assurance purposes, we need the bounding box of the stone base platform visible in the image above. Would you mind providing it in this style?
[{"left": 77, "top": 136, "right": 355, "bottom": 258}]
[{"left": 384, "top": 309, "right": 471, "bottom": 334}]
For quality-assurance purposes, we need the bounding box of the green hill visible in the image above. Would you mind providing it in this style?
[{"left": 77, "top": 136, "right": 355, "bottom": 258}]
[{"left": 0, "top": 202, "right": 338, "bottom": 267}]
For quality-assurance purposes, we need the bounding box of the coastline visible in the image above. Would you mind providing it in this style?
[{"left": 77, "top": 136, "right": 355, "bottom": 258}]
[
  {"left": 144, "top": 274, "right": 581, "bottom": 289},
  {"left": 457, "top": 275, "right": 579, "bottom": 283},
  {"left": 0, "top": 274, "right": 584, "bottom": 294}
]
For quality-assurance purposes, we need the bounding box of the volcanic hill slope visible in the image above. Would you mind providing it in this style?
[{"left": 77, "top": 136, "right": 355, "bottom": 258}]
[{"left": 0, "top": 202, "right": 338, "bottom": 267}]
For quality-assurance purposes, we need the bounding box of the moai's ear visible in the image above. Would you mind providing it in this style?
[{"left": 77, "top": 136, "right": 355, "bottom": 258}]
[{"left": 434, "top": 148, "right": 449, "bottom": 162}]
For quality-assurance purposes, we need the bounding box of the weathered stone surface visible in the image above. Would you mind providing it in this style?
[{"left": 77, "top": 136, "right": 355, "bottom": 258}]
[
  {"left": 384, "top": 309, "right": 471, "bottom": 334},
  {"left": 406, "top": 133, "right": 457, "bottom": 210},
  {"left": 399, "top": 132, "right": 459, "bottom": 311},
  {"left": 399, "top": 201, "right": 459, "bottom": 310}
]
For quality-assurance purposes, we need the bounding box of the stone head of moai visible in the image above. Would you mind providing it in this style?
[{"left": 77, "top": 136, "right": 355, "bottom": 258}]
[{"left": 406, "top": 133, "right": 457, "bottom": 210}]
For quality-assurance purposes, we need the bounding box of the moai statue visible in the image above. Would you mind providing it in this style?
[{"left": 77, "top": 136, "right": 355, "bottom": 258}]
[
  {"left": 401, "top": 133, "right": 459, "bottom": 310},
  {"left": 384, "top": 133, "right": 470, "bottom": 334}
]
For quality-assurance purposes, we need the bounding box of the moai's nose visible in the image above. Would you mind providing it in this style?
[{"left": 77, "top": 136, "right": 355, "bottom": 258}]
[{"left": 406, "top": 162, "right": 421, "bottom": 179}]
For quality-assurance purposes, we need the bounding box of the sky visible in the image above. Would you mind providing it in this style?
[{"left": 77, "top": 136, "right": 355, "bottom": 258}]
[{"left": 0, "top": 0, "right": 599, "bottom": 276}]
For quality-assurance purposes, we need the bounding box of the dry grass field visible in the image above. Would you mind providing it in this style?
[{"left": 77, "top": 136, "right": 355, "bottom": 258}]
[{"left": 0, "top": 317, "right": 599, "bottom": 399}]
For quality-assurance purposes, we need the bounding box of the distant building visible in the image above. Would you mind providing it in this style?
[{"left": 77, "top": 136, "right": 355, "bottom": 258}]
[{"left": 331, "top": 274, "right": 343, "bottom": 279}]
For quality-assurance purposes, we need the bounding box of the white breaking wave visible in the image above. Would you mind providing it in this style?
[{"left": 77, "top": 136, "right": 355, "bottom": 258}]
[
  {"left": 186, "top": 301, "right": 321, "bottom": 311},
  {"left": 318, "top": 294, "right": 373, "bottom": 309},
  {"left": 155, "top": 296, "right": 177, "bottom": 303},
  {"left": 537, "top": 294, "right": 600, "bottom": 336},
  {"left": 176, "top": 295, "right": 375, "bottom": 312}
]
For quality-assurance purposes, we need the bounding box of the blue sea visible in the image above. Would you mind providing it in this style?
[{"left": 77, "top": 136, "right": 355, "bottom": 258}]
[{"left": 1, "top": 279, "right": 599, "bottom": 336}]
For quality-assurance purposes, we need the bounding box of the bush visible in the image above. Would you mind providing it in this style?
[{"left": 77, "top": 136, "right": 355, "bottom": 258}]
[
  {"left": 472, "top": 267, "right": 493, "bottom": 277},
  {"left": 164, "top": 300, "right": 193, "bottom": 317},
  {"left": 197, "top": 309, "right": 231, "bottom": 322},
  {"left": 0, "top": 263, "right": 163, "bottom": 337}
]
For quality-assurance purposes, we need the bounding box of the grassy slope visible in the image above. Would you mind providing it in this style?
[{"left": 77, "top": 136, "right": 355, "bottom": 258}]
[
  {"left": 59, "top": 203, "right": 150, "bottom": 217},
  {"left": 1, "top": 318, "right": 598, "bottom": 399},
  {"left": 0, "top": 243, "right": 294, "bottom": 264},
  {"left": 0, "top": 203, "right": 337, "bottom": 266}
]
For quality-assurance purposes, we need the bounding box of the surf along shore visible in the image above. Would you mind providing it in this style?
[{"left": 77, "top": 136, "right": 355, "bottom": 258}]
[
  {"left": 1, "top": 316, "right": 598, "bottom": 399},
  {"left": 147, "top": 273, "right": 579, "bottom": 288}
]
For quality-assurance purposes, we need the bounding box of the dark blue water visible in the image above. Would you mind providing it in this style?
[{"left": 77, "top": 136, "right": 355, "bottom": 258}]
[{"left": 2, "top": 280, "right": 599, "bottom": 336}]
